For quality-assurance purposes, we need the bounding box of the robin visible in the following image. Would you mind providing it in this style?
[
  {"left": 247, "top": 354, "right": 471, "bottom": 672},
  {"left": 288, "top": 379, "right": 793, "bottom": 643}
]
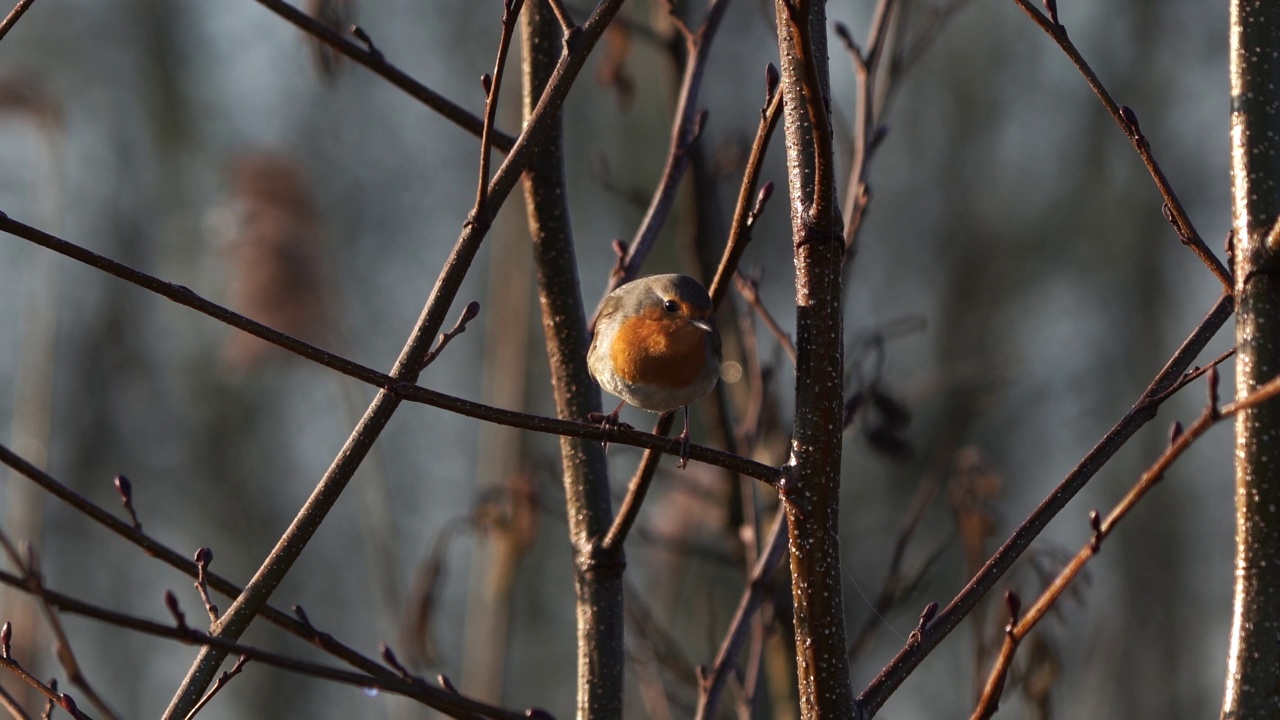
[{"left": 588, "top": 274, "right": 722, "bottom": 468}]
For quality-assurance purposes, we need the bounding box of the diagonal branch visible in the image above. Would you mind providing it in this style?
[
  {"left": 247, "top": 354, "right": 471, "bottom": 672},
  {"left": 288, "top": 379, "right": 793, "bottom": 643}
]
[
  {"left": 475, "top": 0, "right": 524, "bottom": 213},
  {"left": 694, "top": 510, "right": 788, "bottom": 720},
  {"left": 254, "top": 0, "right": 516, "bottom": 152},
  {"left": 0, "top": 0, "right": 35, "bottom": 42},
  {"left": 0, "top": 570, "right": 534, "bottom": 720},
  {"left": 972, "top": 368, "right": 1280, "bottom": 719},
  {"left": 0, "top": 533, "right": 120, "bottom": 720},
  {"left": 590, "top": 0, "right": 734, "bottom": 324},
  {"left": 164, "top": 0, "right": 634, "bottom": 713},
  {"left": 0, "top": 442, "right": 498, "bottom": 698},
  {"left": 858, "top": 292, "right": 1234, "bottom": 713},
  {"left": 1008, "top": 0, "right": 1232, "bottom": 291}
]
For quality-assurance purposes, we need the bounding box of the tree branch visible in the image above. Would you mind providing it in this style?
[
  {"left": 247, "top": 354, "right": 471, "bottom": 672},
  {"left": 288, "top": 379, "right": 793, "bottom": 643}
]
[
  {"left": 165, "top": 0, "right": 633, "bottom": 710},
  {"left": 590, "top": 0, "right": 733, "bottom": 323},
  {"left": 0, "top": 572, "right": 534, "bottom": 720},
  {"left": 254, "top": 0, "right": 516, "bottom": 152},
  {"left": 0, "top": 216, "right": 776, "bottom": 479},
  {"left": 858, "top": 293, "right": 1233, "bottom": 713},
  {"left": 0, "top": 0, "right": 35, "bottom": 42},
  {"left": 976, "top": 369, "right": 1280, "bottom": 719},
  {"left": 773, "top": 0, "right": 857, "bottom": 716},
  {"left": 1223, "top": 0, "right": 1280, "bottom": 712},
  {"left": 1009, "top": 0, "right": 1233, "bottom": 292},
  {"left": 520, "top": 0, "right": 622, "bottom": 712}
]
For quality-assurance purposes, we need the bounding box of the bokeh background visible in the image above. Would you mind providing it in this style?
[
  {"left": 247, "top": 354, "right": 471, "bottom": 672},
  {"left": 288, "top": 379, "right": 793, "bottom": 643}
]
[{"left": 0, "top": 0, "right": 1234, "bottom": 718}]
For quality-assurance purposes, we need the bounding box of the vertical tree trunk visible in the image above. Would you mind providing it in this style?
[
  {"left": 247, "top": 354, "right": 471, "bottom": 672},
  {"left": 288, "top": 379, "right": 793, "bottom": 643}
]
[
  {"left": 771, "top": 1, "right": 857, "bottom": 717},
  {"left": 521, "top": 3, "right": 623, "bottom": 718},
  {"left": 1223, "top": 1, "right": 1280, "bottom": 717}
]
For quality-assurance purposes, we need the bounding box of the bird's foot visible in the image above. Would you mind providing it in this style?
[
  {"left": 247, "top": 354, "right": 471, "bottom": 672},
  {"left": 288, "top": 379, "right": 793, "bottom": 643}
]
[
  {"left": 587, "top": 410, "right": 632, "bottom": 452},
  {"left": 673, "top": 428, "right": 691, "bottom": 470}
]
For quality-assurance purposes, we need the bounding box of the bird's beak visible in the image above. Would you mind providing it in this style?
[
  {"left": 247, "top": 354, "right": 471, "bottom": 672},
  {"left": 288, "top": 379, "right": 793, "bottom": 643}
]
[{"left": 691, "top": 319, "right": 714, "bottom": 333}]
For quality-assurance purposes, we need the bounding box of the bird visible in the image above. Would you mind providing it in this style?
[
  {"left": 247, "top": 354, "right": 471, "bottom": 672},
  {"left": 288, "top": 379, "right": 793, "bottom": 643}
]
[{"left": 588, "top": 274, "right": 722, "bottom": 469}]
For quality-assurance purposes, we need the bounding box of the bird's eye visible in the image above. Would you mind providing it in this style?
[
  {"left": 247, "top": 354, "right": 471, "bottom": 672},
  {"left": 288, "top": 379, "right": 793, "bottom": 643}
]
[{"left": 663, "top": 299, "right": 680, "bottom": 314}]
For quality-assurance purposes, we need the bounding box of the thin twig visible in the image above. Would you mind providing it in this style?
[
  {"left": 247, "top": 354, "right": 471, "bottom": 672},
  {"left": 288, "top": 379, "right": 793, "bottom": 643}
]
[
  {"left": 182, "top": 655, "right": 248, "bottom": 720},
  {"left": 1008, "top": 0, "right": 1232, "bottom": 291},
  {"left": 708, "top": 75, "right": 783, "bottom": 306},
  {"left": 1144, "top": 347, "right": 1235, "bottom": 406},
  {"left": 970, "top": 592, "right": 1021, "bottom": 720},
  {"left": 475, "top": 0, "right": 525, "bottom": 213},
  {"left": 892, "top": 0, "right": 974, "bottom": 79},
  {"left": 0, "top": 214, "right": 779, "bottom": 477},
  {"left": 600, "top": 413, "right": 676, "bottom": 553},
  {"left": 0, "top": 574, "right": 533, "bottom": 720},
  {"left": 734, "top": 273, "right": 797, "bottom": 363},
  {"left": 858, "top": 293, "right": 1234, "bottom": 713},
  {"left": 694, "top": 510, "right": 787, "bottom": 720},
  {"left": 0, "top": 684, "right": 32, "bottom": 720},
  {"left": 0, "top": 623, "right": 89, "bottom": 720},
  {"left": 0, "top": 442, "right": 534, "bottom": 709},
  {"left": 164, "top": 0, "right": 646, "bottom": 710},
  {"left": 0, "top": 660, "right": 87, "bottom": 720},
  {"left": 0, "top": 440, "right": 419, "bottom": 676},
  {"left": 589, "top": 0, "right": 734, "bottom": 326},
  {"left": 542, "top": 0, "right": 577, "bottom": 34},
  {"left": 111, "top": 475, "right": 141, "bottom": 530},
  {"left": 971, "top": 368, "right": 1280, "bottom": 719},
  {"left": 193, "top": 548, "right": 219, "bottom": 624},
  {"left": 0, "top": 212, "right": 773, "bottom": 479},
  {"left": 834, "top": 0, "right": 898, "bottom": 260},
  {"left": 0, "top": 0, "right": 35, "bottom": 42},
  {"left": 0, "top": 533, "right": 120, "bottom": 720},
  {"left": 254, "top": 0, "right": 516, "bottom": 152},
  {"left": 846, "top": 466, "right": 944, "bottom": 661},
  {"left": 0, "top": 216, "right": 765, "bottom": 475},
  {"left": 0, "top": 212, "right": 394, "bottom": 391},
  {"left": 420, "top": 301, "right": 482, "bottom": 371}
]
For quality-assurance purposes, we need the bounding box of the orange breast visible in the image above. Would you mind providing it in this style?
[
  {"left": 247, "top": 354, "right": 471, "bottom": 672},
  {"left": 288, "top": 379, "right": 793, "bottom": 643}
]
[{"left": 609, "top": 312, "right": 709, "bottom": 389}]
